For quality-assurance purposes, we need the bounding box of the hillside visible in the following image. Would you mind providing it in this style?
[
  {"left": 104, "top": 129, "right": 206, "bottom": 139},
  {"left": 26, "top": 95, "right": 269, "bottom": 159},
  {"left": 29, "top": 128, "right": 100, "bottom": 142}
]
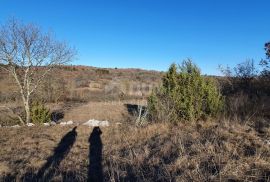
[
  {"left": 0, "top": 65, "right": 162, "bottom": 103},
  {"left": 0, "top": 65, "right": 162, "bottom": 126},
  {"left": 0, "top": 64, "right": 270, "bottom": 182}
]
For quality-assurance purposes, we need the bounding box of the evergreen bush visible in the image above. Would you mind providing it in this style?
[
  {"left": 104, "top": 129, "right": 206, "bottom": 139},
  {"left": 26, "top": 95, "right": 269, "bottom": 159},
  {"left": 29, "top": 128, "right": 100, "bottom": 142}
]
[
  {"left": 30, "top": 101, "right": 51, "bottom": 124},
  {"left": 148, "top": 59, "right": 223, "bottom": 122}
]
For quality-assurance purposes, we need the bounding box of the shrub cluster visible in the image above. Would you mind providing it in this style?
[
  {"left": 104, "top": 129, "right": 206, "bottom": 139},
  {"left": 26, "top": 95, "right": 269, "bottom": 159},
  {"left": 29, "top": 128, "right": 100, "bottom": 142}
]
[
  {"left": 219, "top": 59, "right": 270, "bottom": 120},
  {"left": 148, "top": 60, "right": 223, "bottom": 122},
  {"left": 30, "top": 101, "right": 51, "bottom": 124},
  {"left": 95, "top": 69, "right": 110, "bottom": 75}
]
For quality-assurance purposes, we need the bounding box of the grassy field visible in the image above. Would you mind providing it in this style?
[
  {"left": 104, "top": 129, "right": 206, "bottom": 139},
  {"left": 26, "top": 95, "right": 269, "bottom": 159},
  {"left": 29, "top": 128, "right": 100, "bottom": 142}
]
[
  {"left": 0, "top": 65, "right": 270, "bottom": 181},
  {"left": 0, "top": 65, "right": 161, "bottom": 126},
  {"left": 0, "top": 66, "right": 162, "bottom": 104},
  {"left": 0, "top": 118, "right": 270, "bottom": 181}
]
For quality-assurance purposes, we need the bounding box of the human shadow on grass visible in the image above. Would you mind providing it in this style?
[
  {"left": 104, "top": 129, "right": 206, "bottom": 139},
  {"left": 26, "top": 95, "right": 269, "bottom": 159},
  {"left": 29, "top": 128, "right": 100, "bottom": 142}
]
[
  {"left": 88, "top": 126, "right": 103, "bottom": 182},
  {"left": 35, "top": 126, "right": 77, "bottom": 181}
]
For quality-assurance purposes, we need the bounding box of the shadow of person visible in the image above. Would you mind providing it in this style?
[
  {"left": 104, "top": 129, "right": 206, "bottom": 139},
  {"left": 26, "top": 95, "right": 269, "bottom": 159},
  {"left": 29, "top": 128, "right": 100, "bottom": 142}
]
[
  {"left": 36, "top": 126, "right": 77, "bottom": 181},
  {"left": 88, "top": 127, "right": 103, "bottom": 182}
]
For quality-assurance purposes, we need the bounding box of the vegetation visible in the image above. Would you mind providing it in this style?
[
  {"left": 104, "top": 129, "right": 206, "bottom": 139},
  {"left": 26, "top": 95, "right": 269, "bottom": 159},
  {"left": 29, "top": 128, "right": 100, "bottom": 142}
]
[
  {"left": 95, "top": 69, "right": 110, "bottom": 75},
  {"left": 260, "top": 42, "right": 270, "bottom": 77},
  {"left": 219, "top": 57, "right": 270, "bottom": 120},
  {"left": 148, "top": 60, "right": 223, "bottom": 122},
  {"left": 0, "top": 19, "right": 76, "bottom": 124},
  {"left": 0, "top": 18, "right": 269, "bottom": 181},
  {"left": 0, "top": 56, "right": 269, "bottom": 181},
  {"left": 0, "top": 121, "right": 269, "bottom": 181},
  {"left": 30, "top": 101, "right": 51, "bottom": 124}
]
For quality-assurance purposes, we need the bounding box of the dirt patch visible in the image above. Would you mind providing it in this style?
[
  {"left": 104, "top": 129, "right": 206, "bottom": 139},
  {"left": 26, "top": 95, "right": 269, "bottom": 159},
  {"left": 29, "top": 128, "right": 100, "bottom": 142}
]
[{"left": 62, "top": 100, "right": 146, "bottom": 124}]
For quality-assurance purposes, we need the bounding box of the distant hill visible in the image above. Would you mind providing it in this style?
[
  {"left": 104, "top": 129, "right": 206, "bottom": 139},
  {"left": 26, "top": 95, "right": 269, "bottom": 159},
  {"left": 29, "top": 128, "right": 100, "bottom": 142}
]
[{"left": 0, "top": 65, "right": 163, "bottom": 103}]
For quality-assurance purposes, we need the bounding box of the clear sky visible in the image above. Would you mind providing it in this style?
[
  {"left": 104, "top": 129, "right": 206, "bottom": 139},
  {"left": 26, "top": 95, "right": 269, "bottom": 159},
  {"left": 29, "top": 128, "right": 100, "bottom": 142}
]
[{"left": 0, "top": 0, "right": 269, "bottom": 75}]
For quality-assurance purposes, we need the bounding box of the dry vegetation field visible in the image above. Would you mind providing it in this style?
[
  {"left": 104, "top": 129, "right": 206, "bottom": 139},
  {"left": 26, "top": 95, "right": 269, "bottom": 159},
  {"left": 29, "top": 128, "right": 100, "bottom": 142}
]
[
  {"left": 0, "top": 120, "right": 269, "bottom": 181},
  {"left": 0, "top": 66, "right": 161, "bottom": 126},
  {"left": 0, "top": 6, "right": 269, "bottom": 181},
  {"left": 0, "top": 65, "right": 270, "bottom": 182},
  {"left": 0, "top": 65, "right": 162, "bottom": 104}
]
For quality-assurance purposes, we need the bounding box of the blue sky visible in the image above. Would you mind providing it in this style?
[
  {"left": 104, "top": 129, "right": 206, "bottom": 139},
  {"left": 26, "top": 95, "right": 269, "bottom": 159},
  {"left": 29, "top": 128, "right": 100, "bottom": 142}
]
[{"left": 0, "top": 0, "right": 269, "bottom": 75}]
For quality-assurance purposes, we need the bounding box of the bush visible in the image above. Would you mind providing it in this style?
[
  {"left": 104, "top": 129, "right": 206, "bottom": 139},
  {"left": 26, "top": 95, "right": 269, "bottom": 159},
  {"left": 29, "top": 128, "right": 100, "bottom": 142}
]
[
  {"left": 37, "top": 74, "right": 68, "bottom": 103},
  {"left": 148, "top": 60, "right": 223, "bottom": 123},
  {"left": 219, "top": 59, "right": 258, "bottom": 94},
  {"left": 218, "top": 60, "right": 270, "bottom": 121},
  {"left": 30, "top": 101, "right": 51, "bottom": 124},
  {"left": 260, "top": 42, "right": 270, "bottom": 77},
  {"left": 95, "top": 69, "right": 110, "bottom": 75}
]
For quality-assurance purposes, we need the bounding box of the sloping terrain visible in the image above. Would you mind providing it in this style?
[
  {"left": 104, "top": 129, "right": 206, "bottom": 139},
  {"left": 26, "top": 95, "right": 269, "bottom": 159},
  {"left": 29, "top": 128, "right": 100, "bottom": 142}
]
[
  {"left": 0, "top": 65, "right": 162, "bottom": 103},
  {"left": 0, "top": 65, "right": 161, "bottom": 126}
]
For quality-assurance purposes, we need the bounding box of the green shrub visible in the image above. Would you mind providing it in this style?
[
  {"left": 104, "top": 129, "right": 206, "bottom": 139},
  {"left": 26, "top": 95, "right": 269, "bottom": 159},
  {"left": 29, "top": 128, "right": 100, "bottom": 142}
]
[
  {"left": 148, "top": 60, "right": 223, "bottom": 123},
  {"left": 30, "top": 101, "right": 51, "bottom": 124}
]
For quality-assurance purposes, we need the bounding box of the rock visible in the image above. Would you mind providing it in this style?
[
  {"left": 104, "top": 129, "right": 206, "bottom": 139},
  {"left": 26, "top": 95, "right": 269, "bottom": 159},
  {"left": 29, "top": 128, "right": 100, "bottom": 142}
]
[
  {"left": 83, "top": 119, "right": 100, "bottom": 127},
  {"left": 60, "top": 122, "right": 67, "bottom": 125},
  {"left": 83, "top": 119, "right": 110, "bottom": 127},
  {"left": 51, "top": 111, "right": 64, "bottom": 122},
  {"left": 116, "top": 122, "right": 122, "bottom": 125},
  {"left": 100, "top": 120, "right": 109, "bottom": 127},
  {"left": 50, "top": 121, "right": 57, "bottom": 125},
  {"left": 66, "top": 120, "right": 73, "bottom": 125},
  {"left": 11, "top": 125, "right": 20, "bottom": 128},
  {"left": 44, "top": 123, "right": 50, "bottom": 126},
  {"left": 26, "top": 123, "right": 35, "bottom": 127},
  {"left": 59, "top": 121, "right": 73, "bottom": 126}
]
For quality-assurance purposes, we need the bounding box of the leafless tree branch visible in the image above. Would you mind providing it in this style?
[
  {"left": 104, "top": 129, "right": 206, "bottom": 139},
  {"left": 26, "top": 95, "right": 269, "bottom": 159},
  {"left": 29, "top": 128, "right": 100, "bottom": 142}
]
[{"left": 0, "top": 18, "right": 76, "bottom": 124}]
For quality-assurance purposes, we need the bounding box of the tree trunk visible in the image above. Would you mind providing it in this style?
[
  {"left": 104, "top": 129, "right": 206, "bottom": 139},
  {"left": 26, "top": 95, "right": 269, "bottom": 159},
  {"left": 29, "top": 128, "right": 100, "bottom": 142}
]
[{"left": 24, "top": 100, "right": 30, "bottom": 124}]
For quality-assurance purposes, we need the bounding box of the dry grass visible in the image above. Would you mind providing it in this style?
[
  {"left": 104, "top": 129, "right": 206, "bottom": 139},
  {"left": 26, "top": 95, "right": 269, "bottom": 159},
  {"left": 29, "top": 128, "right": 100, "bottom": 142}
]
[
  {"left": 0, "top": 65, "right": 162, "bottom": 103},
  {"left": 61, "top": 101, "right": 128, "bottom": 123},
  {"left": 1, "top": 65, "right": 270, "bottom": 181},
  {"left": 0, "top": 119, "right": 269, "bottom": 181},
  {"left": 62, "top": 100, "right": 144, "bottom": 123},
  {"left": 48, "top": 99, "right": 147, "bottom": 125},
  {"left": 0, "top": 99, "right": 147, "bottom": 126}
]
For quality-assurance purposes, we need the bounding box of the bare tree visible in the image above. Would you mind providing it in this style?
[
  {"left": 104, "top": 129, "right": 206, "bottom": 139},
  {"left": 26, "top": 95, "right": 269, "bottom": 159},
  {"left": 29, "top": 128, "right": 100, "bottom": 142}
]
[
  {"left": 0, "top": 19, "right": 76, "bottom": 124},
  {"left": 260, "top": 42, "right": 270, "bottom": 77}
]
